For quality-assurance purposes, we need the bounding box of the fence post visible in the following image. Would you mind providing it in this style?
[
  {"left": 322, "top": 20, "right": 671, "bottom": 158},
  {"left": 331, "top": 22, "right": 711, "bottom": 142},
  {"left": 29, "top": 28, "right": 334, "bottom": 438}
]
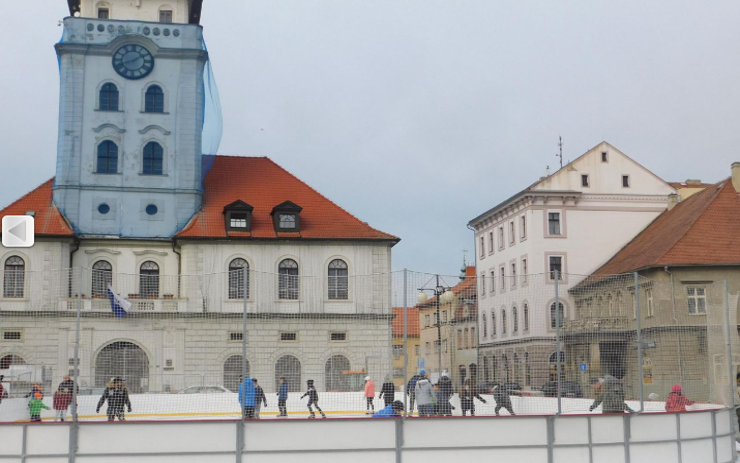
[
  {"left": 724, "top": 281, "right": 736, "bottom": 441},
  {"left": 402, "top": 269, "right": 408, "bottom": 417},
  {"left": 69, "top": 267, "right": 83, "bottom": 463},
  {"left": 634, "top": 272, "right": 644, "bottom": 413},
  {"left": 236, "top": 267, "right": 249, "bottom": 463},
  {"left": 555, "top": 270, "right": 561, "bottom": 416}
]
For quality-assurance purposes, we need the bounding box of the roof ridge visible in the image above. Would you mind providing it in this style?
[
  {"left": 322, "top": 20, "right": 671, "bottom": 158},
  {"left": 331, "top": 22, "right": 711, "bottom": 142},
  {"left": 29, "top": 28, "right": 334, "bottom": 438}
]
[{"left": 261, "top": 157, "right": 398, "bottom": 240}]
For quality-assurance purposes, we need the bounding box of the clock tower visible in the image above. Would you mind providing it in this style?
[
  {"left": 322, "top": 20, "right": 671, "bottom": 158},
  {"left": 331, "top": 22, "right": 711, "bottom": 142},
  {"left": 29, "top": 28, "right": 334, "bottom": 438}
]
[{"left": 53, "top": 0, "right": 207, "bottom": 238}]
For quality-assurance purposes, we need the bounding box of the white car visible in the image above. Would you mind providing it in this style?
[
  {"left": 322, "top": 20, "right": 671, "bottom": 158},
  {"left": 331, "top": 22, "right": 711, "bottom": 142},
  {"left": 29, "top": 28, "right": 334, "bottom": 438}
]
[{"left": 177, "top": 386, "right": 231, "bottom": 394}]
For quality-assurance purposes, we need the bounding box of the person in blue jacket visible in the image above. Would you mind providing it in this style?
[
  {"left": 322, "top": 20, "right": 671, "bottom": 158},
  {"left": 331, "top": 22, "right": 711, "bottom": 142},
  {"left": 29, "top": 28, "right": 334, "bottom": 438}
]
[
  {"left": 238, "top": 375, "right": 256, "bottom": 419},
  {"left": 373, "top": 400, "right": 404, "bottom": 418},
  {"left": 277, "top": 376, "right": 289, "bottom": 417}
]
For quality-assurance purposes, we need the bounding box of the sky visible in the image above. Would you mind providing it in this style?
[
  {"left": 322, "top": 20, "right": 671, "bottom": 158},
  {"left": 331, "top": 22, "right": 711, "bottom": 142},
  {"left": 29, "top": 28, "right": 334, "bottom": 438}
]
[{"left": 1, "top": 1, "right": 739, "bottom": 276}]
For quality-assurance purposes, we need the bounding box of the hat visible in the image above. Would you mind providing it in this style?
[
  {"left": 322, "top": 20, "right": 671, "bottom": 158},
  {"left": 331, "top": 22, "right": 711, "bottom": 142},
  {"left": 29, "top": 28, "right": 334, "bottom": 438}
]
[
  {"left": 34, "top": 392, "right": 42, "bottom": 399},
  {"left": 419, "top": 369, "right": 426, "bottom": 375},
  {"left": 671, "top": 384, "right": 682, "bottom": 393},
  {"left": 307, "top": 379, "right": 314, "bottom": 385},
  {"left": 365, "top": 376, "right": 370, "bottom": 381},
  {"left": 392, "top": 400, "right": 404, "bottom": 411},
  {"left": 441, "top": 372, "right": 449, "bottom": 378}
]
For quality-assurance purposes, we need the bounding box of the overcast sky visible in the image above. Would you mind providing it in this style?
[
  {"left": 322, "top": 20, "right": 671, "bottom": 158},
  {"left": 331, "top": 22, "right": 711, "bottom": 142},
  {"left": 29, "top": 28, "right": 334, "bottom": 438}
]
[{"left": 1, "top": 1, "right": 739, "bottom": 275}]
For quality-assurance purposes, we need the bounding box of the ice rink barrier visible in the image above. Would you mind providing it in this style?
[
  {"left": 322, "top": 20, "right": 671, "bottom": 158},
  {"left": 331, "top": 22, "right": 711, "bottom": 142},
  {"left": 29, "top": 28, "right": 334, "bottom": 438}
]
[{"left": 0, "top": 408, "right": 734, "bottom": 463}]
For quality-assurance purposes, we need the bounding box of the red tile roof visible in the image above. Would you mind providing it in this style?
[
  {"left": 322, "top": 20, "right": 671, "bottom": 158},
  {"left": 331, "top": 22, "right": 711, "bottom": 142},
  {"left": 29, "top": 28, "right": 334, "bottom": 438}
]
[
  {"left": 177, "top": 156, "right": 399, "bottom": 241},
  {"left": 392, "top": 307, "right": 420, "bottom": 337},
  {"left": 0, "top": 179, "right": 74, "bottom": 237},
  {"left": 594, "top": 179, "right": 740, "bottom": 275}
]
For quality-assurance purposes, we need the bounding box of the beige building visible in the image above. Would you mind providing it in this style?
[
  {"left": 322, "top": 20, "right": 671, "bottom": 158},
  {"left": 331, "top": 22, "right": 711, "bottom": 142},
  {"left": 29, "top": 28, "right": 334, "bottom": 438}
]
[{"left": 391, "top": 307, "right": 420, "bottom": 388}]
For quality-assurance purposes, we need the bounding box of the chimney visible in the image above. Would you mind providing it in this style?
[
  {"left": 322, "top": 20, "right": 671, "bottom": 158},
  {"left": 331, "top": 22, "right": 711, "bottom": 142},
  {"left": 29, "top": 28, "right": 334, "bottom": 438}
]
[
  {"left": 667, "top": 193, "right": 679, "bottom": 210},
  {"left": 685, "top": 179, "right": 702, "bottom": 186},
  {"left": 732, "top": 163, "right": 740, "bottom": 193}
]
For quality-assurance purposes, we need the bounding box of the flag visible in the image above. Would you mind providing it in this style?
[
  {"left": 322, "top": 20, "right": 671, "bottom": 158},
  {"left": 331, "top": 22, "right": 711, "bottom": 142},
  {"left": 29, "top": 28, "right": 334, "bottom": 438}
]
[{"left": 107, "top": 284, "right": 131, "bottom": 318}]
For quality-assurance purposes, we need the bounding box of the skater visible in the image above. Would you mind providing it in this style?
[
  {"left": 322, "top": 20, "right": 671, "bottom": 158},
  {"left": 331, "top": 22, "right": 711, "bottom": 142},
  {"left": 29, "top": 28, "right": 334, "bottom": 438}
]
[
  {"left": 29, "top": 392, "right": 49, "bottom": 422},
  {"left": 378, "top": 376, "right": 395, "bottom": 408},
  {"left": 238, "top": 375, "right": 256, "bottom": 419},
  {"left": 665, "top": 384, "right": 695, "bottom": 412},
  {"left": 437, "top": 372, "right": 453, "bottom": 416},
  {"left": 96, "top": 377, "right": 132, "bottom": 421},
  {"left": 253, "top": 379, "right": 267, "bottom": 419},
  {"left": 364, "top": 376, "right": 375, "bottom": 414},
  {"left": 589, "top": 371, "right": 634, "bottom": 414},
  {"left": 58, "top": 375, "right": 78, "bottom": 395},
  {"left": 277, "top": 376, "right": 288, "bottom": 417},
  {"left": 414, "top": 370, "right": 435, "bottom": 417},
  {"left": 53, "top": 388, "right": 73, "bottom": 422},
  {"left": 460, "top": 378, "right": 487, "bottom": 416},
  {"left": 493, "top": 383, "right": 516, "bottom": 416},
  {"left": 25, "top": 383, "right": 43, "bottom": 399},
  {"left": 300, "top": 379, "right": 325, "bottom": 419},
  {"left": 407, "top": 372, "right": 423, "bottom": 413},
  {"left": 0, "top": 375, "right": 6, "bottom": 404},
  {"left": 373, "top": 400, "right": 405, "bottom": 418}
]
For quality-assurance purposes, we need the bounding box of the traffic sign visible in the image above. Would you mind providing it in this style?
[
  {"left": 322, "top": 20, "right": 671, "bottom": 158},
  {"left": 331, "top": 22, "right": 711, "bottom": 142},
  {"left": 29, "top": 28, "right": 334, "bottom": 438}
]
[{"left": 578, "top": 362, "right": 588, "bottom": 372}]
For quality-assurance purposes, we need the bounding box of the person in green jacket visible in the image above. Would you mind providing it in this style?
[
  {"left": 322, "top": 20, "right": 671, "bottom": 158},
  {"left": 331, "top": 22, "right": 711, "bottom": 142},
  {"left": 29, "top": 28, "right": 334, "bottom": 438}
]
[{"left": 29, "top": 392, "right": 50, "bottom": 422}]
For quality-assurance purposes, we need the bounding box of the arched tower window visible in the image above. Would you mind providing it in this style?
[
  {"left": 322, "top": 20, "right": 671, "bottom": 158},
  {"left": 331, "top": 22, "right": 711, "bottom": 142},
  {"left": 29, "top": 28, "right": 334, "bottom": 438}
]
[
  {"left": 96, "top": 141, "right": 118, "bottom": 174},
  {"left": 142, "top": 141, "right": 164, "bottom": 175},
  {"left": 99, "top": 83, "right": 119, "bottom": 111},
  {"left": 145, "top": 85, "right": 164, "bottom": 113},
  {"left": 550, "top": 302, "right": 565, "bottom": 329},
  {"left": 3, "top": 256, "right": 25, "bottom": 298}
]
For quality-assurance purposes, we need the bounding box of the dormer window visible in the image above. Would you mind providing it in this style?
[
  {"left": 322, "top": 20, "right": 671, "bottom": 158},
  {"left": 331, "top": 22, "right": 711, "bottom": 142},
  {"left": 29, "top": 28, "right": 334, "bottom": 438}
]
[
  {"left": 223, "top": 200, "right": 254, "bottom": 232},
  {"left": 271, "top": 201, "right": 302, "bottom": 232},
  {"left": 159, "top": 9, "right": 173, "bottom": 23}
]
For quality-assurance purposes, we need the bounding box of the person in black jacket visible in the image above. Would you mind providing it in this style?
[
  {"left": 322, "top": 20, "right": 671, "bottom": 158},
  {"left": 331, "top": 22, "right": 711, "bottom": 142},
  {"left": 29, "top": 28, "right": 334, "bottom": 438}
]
[
  {"left": 378, "top": 376, "right": 396, "bottom": 408},
  {"left": 460, "top": 378, "right": 487, "bottom": 416},
  {"left": 300, "top": 379, "right": 325, "bottom": 419},
  {"left": 493, "top": 384, "right": 516, "bottom": 416},
  {"left": 407, "top": 373, "right": 422, "bottom": 413},
  {"left": 253, "top": 379, "right": 267, "bottom": 419},
  {"left": 57, "top": 375, "right": 78, "bottom": 395},
  {"left": 96, "top": 377, "right": 132, "bottom": 421},
  {"left": 437, "top": 373, "right": 454, "bottom": 416}
]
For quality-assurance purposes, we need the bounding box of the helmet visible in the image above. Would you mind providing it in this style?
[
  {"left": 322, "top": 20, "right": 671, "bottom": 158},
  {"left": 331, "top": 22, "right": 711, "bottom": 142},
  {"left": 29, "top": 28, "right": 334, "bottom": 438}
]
[
  {"left": 365, "top": 376, "right": 370, "bottom": 381},
  {"left": 419, "top": 369, "right": 426, "bottom": 376},
  {"left": 671, "top": 384, "right": 682, "bottom": 393}
]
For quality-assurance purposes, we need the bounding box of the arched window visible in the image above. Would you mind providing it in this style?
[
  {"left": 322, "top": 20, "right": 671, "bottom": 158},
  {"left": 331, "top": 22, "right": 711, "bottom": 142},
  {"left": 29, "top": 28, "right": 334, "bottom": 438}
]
[
  {"left": 95, "top": 341, "right": 149, "bottom": 393},
  {"left": 99, "top": 83, "right": 119, "bottom": 111},
  {"left": 0, "top": 354, "right": 25, "bottom": 370},
  {"left": 550, "top": 302, "right": 565, "bottom": 329},
  {"left": 228, "top": 258, "right": 249, "bottom": 299},
  {"left": 490, "top": 355, "right": 497, "bottom": 382},
  {"left": 96, "top": 141, "right": 118, "bottom": 174},
  {"left": 223, "top": 355, "right": 250, "bottom": 392},
  {"left": 327, "top": 259, "right": 348, "bottom": 300},
  {"left": 512, "top": 305, "right": 518, "bottom": 333},
  {"left": 501, "top": 309, "right": 507, "bottom": 334},
  {"left": 275, "top": 355, "right": 301, "bottom": 392},
  {"left": 142, "top": 142, "right": 164, "bottom": 175},
  {"left": 523, "top": 303, "right": 529, "bottom": 331},
  {"left": 513, "top": 353, "right": 519, "bottom": 384},
  {"left": 491, "top": 311, "right": 496, "bottom": 336},
  {"left": 92, "top": 260, "right": 112, "bottom": 297},
  {"left": 145, "top": 85, "right": 164, "bottom": 113},
  {"left": 3, "top": 256, "right": 25, "bottom": 298},
  {"left": 325, "top": 355, "right": 351, "bottom": 391},
  {"left": 139, "top": 261, "right": 159, "bottom": 298},
  {"left": 481, "top": 313, "right": 487, "bottom": 337},
  {"left": 278, "top": 259, "right": 299, "bottom": 300},
  {"left": 464, "top": 328, "right": 469, "bottom": 349}
]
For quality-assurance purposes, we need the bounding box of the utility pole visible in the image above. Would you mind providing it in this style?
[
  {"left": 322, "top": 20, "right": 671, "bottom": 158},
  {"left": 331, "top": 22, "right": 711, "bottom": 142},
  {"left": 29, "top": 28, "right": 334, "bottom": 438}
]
[{"left": 556, "top": 136, "right": 563, "bottom": 169}]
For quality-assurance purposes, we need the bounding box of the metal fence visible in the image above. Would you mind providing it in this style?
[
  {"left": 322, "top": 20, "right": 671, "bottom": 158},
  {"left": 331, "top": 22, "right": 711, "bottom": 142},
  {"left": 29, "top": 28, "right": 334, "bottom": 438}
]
[{"left": 0, "top": 268, "right": 736, "bottom": 422}]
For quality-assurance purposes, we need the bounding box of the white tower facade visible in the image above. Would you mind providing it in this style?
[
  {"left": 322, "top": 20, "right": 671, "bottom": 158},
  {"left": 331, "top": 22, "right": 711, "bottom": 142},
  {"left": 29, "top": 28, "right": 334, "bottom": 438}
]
[{"left": 53, "top": 0, "right": 206, "bottom": 238}]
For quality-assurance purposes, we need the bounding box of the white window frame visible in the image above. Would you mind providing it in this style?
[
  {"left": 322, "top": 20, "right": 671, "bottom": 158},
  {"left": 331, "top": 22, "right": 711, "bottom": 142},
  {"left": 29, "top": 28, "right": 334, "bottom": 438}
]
[
  {"left": 498, "top": 227, "right": 505, "bottom": 250},
  {"left": 521, "top": 257, "right": 528, "bottom": 285},
  {"left": 687, "top": 286, "right": 707, "bottom": 315},
  {"left": 488, "top": 232, "right": 494, "bottom": 255},
  {"left": 480, "top": 273, "right": 486, "bottom": 297},
  {"left": 548, "top": 255, "right": 564, "bottom": 281},
  {"left": 547, "top": 211, "right": 562, "bottom": 236},
  {"left": 509, "top": 221, "right": 515, "bottom": 245},
  {"left": 510, "top": 261, "right": 517, "bottom": 290},
  {"left": 490, "top": 270, "right": 495, "bottom": 295},
  {"left": 500, "top": 265, "right": 506, "bottom": 291},
  {"left": 647, "top": 288, "right": 654, "bottom": 317},
  {"left": 480, "top": 236, "right": 485, "bottom": 259},
  {"left": 520, "top": 215, "right": 527, "bottom": 240}
]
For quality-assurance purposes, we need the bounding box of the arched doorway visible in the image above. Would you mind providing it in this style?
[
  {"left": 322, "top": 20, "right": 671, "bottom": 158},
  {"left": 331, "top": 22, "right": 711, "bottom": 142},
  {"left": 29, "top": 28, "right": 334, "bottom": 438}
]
[
  {"left": 224, "top": 355, "right": 250, "bottom": 392},
  {"left": 0, "top": 354, "right": 25, "bottom": 370},
  {"left": 95, "top": 341, "right": 149, "bottom": 393},
  {"left": 324, "top": 355, "right": 351, "bottom": 391},
  {"left": 275, "top": 355, "right": 301, "bottom": 392}
]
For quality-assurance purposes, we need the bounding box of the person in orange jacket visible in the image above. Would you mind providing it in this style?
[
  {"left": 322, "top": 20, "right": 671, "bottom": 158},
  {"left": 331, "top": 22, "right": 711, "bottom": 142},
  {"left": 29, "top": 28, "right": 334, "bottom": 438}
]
[
  {"left": 364, "top": 376, "right": 375, "bottom": 415},
  {"left": 665, "top": 384, "right": 694, "bottom": 412}
]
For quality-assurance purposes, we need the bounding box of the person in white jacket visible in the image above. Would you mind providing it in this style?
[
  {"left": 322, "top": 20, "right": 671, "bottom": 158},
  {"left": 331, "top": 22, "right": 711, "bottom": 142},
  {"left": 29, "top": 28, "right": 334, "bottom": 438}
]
[{"left": 414, "top": 370, "right": 434, "bottom": 416}]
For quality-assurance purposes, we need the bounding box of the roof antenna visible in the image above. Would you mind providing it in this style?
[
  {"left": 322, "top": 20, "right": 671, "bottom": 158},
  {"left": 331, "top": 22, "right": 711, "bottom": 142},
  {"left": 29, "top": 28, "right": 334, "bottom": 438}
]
[
  {"left": 556, "top": 136, "right": 563, "bottom": 169},
  {"left": 461, "top": 250, "right": 468, "bottom": 281}
]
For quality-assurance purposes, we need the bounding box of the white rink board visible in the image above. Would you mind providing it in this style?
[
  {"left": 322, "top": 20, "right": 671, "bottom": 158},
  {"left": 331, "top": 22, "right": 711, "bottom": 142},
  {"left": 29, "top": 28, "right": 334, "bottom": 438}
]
[
  {"left": 404, "top": 416, "right": 547, "bottom": 447},
  {"left": 244, "top": 419, "right": 395, "bottom": 451},
  {"left": 553, "top": 416, "right": 589, "bottom": 444}
]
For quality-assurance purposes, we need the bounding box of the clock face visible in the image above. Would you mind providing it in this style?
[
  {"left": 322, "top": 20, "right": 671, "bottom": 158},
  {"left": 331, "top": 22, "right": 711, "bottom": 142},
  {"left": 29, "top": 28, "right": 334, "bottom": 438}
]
[{"left": 112, "top": 45, "right": 154, "bottom": 80}]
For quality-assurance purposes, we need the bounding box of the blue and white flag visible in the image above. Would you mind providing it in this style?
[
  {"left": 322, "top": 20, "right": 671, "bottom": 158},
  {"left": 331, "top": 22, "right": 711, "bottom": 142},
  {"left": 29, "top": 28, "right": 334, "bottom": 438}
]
[{"left": 107, "top": 284, "right": 131, "bottom": 318}]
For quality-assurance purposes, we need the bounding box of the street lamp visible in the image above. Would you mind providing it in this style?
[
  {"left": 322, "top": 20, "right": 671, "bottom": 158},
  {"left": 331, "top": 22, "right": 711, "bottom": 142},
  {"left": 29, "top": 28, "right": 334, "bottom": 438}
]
[{"left": 418, "top": 276, "right": 455, "bottom": 374}]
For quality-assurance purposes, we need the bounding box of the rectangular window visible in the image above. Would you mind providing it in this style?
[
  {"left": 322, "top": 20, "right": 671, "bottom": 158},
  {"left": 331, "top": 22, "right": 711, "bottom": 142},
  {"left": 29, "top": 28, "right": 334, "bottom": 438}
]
[
  {"left": 509, "top": 222, "right": 515, "bottom": 245},
  {"left": 165, "top": 359, "right": 173, "bottom": 367},
  {"left": 520, "top": 215, "right": 527, "bottom": 239},
  {"left": 490, "top": 270, "right": 495, "bottom": 294},
  {"left": 622, "top": 175, "right": 630, "bottom": 188},
  {"left": 3, "top": 331, "right": 21, "bottom": 341},
  {"left": 549, "top": 256, "right": 563, "bottom": 280},
  {"left": 392, "top": 345, "right": 403, "bottom": 358},
  {"left": 602, "top": 152, "right": 608, "bottom": 162},
  {"left": 511, "top": 263, "right": 517, "bottom": 289},
  {"left": 426, "top": 342, "right": 431, "bottom": 355},
  {"left": 581, "top": 174, "right": 590, "bottom": 187},
  {"left": 330, "top": 332, "right": 347, "bottom": 341},
  {"left": 98, "top": 8, "right": 110, "bottom": 19},
  {"left": 393, "top": 368, "right": 404, "bottom": 377},
  {"left": 470, "top": 327, "right": 475, "bottom": 346},
  {"left": 498, "top": 227, "right": 504, "bottom": 250},
  {"left": 425, "top": 314, "right": 430, "bottom": 327},
  {"left": 229, "top": 332, "right": 243, "bottom": 342},
  {"left": 548, "top": 212, "right": 561, "bottom": 235},
  {"left": 632, "top": 292, "right": 637, "bottom": 319},
  {"left": 500, "top": 266, "right": 505, "bottom": 290},
  {"left": 488, "top": 232, "right": 494, "bottom": 254},
  {"left": 442, "top": 339, "right": 448, "bottom": 353},
  {"left": 647, "top": 289, "right": 654, "bottom": 317},
  {"left": 415, "top": 345, "right": 420, "bottom": 356},
  {"left": 442, "top": 310, "right": 448, "bottom": 323},
  {"left": 457, "top": 330, "right": 463, "bottom": 350},
  {"left": 433, "top": 313, "right": 439, "bottom": 326},
  {"left": 480, "top": 236, "right": 485, "bottom": 258},
  {"left": 229, "top": 213, "right": 248, "bottom": 229},
  {"left": 687, "top": 287, "right": 707, "bottom": 314},
  {"left": 159, "top": 10, "right": 173, "bottom": 23},
  {"left": 482, "top": 315, "right": 487, "bottom": 337},
  {"left": 280, "top": 332, "right": 297, "bottom": 341},
  {"left": 434, "top": 340, "right": 441, "bottom": 353},
  {"left": 522, "top": 258, "right": 528, "bottom": 284},
  {"left": 480, "top": 273, "right": 486, "bottom": 295}
]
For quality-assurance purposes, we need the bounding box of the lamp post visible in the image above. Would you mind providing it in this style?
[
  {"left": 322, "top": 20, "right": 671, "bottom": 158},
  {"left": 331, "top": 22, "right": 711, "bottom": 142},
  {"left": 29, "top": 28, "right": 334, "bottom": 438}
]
[{"left": 418, "top": 275, "right": 455, "bottom": 374}]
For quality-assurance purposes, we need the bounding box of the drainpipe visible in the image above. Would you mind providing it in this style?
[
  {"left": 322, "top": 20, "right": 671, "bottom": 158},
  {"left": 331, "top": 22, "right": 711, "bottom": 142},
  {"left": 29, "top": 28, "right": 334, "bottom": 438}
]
[
  {"left": 172, "top": 238, "right": 182, "bottom": 298},
  {"left": 69, "top": 237, "right": 81, "bottom": 297},
  {"left": 664, "top": 266, "right": 684, "bottom": 381}
]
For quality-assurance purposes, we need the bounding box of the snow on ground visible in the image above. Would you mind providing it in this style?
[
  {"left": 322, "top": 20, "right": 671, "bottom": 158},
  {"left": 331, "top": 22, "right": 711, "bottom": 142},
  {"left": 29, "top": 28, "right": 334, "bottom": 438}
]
[{"left": 0, "top": 391, "right": 723, "bottom": 423}]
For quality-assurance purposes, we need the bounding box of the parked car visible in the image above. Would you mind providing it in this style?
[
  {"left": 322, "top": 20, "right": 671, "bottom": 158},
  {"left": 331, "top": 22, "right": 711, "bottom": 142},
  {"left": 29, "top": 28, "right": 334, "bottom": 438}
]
[
  {"left": 177, "top": 386, "right": 231, "bottom": 394},
  {"left": 540, "top": 381, "right": 583, "bottom": 398}
]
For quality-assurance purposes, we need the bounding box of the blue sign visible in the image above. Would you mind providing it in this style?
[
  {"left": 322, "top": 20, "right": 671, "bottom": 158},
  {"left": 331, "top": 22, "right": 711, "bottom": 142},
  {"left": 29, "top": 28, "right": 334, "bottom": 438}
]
[
  {"left": 579, "top": 363, "right": 588, "bottom": 372},
  {"left": 417, "top": 357, "right": 425, "bottom": 369}
]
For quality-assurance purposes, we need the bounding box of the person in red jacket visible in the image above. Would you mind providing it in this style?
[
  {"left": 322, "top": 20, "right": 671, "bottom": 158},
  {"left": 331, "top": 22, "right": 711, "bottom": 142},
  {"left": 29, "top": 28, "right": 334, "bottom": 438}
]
[
  {"left": 364, "top": 376, "right": 375, "bottom": 415},
  {"left": 665, "top": 384, "right": 694, "bottom": 412}
]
